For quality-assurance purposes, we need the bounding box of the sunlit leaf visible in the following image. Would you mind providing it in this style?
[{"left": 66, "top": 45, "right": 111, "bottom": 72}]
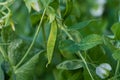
[
  {"left": 24, "top": 0, "right": 40, "bottom": 12},
  {"left": 47, "top": 6, "right": 56, "bottom": 23},
  {"left": 68, "top": 20, "right": 97, "bottom": 30},
  {"left": 78, "top": 34, "right": 103, "bottom": 51},
  {"left": 31, "top": 1, "right": 40, "bottom": 12},
  {"left": 111, "top": 22, "right": 120, "bottom": 40},
  {"left": 112, "top": 50, "right": 120, "bottom": 61},
  {"left": 57, "top": 60, "right": 83, "bottom": 70},
  {"left": 47, "top": 20, "right": 57, "bottom": 65}
]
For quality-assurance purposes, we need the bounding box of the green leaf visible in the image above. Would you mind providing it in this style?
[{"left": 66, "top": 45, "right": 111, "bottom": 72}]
[
  {"left": 68, "top": 72, "right": 83, "bottom": 80},
  {"left": 47, "top": 6, "right": 56, "bottom": 23},
  {"left": 1, "top": 26, "right": 16, "bottom": 43},
  {"left": 30, "top": 12, "right": 42, "bottom": 26},
  {"left": 112, "top": 50, "right": 120, "bottom": 61},
  {"left": 49, "top": 0, "right": 59, "bottom": 10},
  {"left": 47, "top": 20, "right": 57, "bottom": 65},
  {"left": 24, "top": 0, "right": 40, "bottom": 12},
  {"left": 111, "top": 22, "right": 120, "bottom": 40},
  {"left": 0, "top": 54, "right": 4, "bottom": 80},
  {"left": 54, "top": 69, "right": 83, "bottom": 80},
  {"left": 8, "top": 39, "right": 26, "bottom": 66},
  {"left": 57, "top": 60, "right": 83, "bottom": 70},
  {"left": 59, "top": 40, "right": 79, "bottom": 53},
  {"left": 68, "top": 20, "right": 96, "bottom": 30},
  {"left": 15, "top": 51, "right": 43, "bottom": 80},
  {"left": 40, "top": 0, "right": 48, "bottom": 7},
  {"left": 78, "top": 34, "right": 103, "bottom": 51},
  {"left": 59, "top": 40, "right": 79, "bottom": 59}
]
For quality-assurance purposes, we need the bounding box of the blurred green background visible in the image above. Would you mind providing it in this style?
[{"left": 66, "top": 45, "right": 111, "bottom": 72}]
[{"left": 1, "top": 0, "right": 120, "bottom": 80}]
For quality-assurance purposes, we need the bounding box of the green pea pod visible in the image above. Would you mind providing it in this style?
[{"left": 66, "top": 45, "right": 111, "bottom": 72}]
[{"left": 47, "top": 20, "right": 57, "bottom": 66}]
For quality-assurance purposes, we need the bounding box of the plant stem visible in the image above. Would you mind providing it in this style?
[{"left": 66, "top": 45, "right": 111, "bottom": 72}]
[
  {"left": 77, "top": 52, "right": 94, "bottom": 80},
  {"left": 114, "top": 61, "right": 120, "bottom": 79},
  {"left": 61, "top": 26, "right": 94, "bottom": 80},
  {"left": 0, "top": 46, "right": 8, "bottom": 61},
  {"left": 15, "top": 8, "right": 47, "bottom": 69},
  {"left": 0, "top": 0, "right": 13, "bottom": 5},
  {"left": 0, "top": 46, "right": 14, "bottom": 69},
  {"left": 42, "top": 26, "right": 47, "bottom": 47},
  {"left": 61, "top": 24, "right": 73, "bottom": 40}
]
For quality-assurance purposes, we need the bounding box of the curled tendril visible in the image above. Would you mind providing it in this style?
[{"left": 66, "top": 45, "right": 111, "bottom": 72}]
[
  {"left": 0, "top": 0, "right": 14, "bottom": 30},
  {"left": 0, "top": 0, "right": 13, "bottom": 5},
  {"left": 0, "top": 6, "right": 11, "bottom": 19},
  {"left": 0, "top": 6, "right": 11, "bottom": 26}
]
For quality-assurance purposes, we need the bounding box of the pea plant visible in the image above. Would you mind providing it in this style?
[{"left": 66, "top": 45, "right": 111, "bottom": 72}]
[{"left": 0, "top": 0, "right": 120, "bottom": 80}]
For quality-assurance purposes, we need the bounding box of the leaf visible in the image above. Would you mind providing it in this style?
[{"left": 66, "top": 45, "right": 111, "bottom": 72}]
[
  {"left": 49, "top": 0, "right": 59, "bottom": 10},
  {"left": 0, "top": 54, "right": 4, "bottom": 80},
  {"left": 30, "top": 12, "right": 42, "bottom": 26},
  {"left": 112, "top": 50, "right": 120, "bottom": 61},
  {"left": 31, "top": 1, "right": 40, "bottom": 12},
  {"left": 78, "top": 34, "right": 103, "bottom": 51},
  {"left": 59, "top": 40, "right": 79, "bottom": 53},
  {"left": 111, "top": 22, "right": 120, "bottom": 40},
  {"left": 68, "top": 72, "right": 83, "bottom": 80},
  {"left": 68, "top": 20, "right": 96, "bottom": 30},
  {"left": 1, "top": 26, "right": 16, "bottom": 43},
  {"left": 8, "top": 39, "right": 26, "bottom": 66},
  {"left": 54, "top": 69, "right": 83, "bottom": 80},
  {"left": 47, "top": 20, "right": 57, "bottom": 65},
  {"left": 59, "top": 40, "right": 79, "bottom": 58},
  {"left": 15, "top": 51, "right": 44, "bottom": 80},
  {"left": 57, "top": 60, "right": 83, "bottom": 70},
  {"left": 47, "top": 6, "right": 56, "bottom": 23},
  {"left": 40, "top": 0, "right": 49, "bottom": 7},
  {"left": 24, "top": 0, "right": 40, "bottom": 12}
]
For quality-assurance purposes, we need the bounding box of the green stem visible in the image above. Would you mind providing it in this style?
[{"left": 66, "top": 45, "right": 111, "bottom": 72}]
[
  {"left": 114, "top": 61, "right": 120, "bottom": 79},
  {"left": 42, "top": 26, "right": 47, "bottom": 47},
  {"left": 0, "top": 0, "right": 12, "bottom": 5},
  {"left": 0, "top": 46, "right": 14, "bottom": 69},
  {"left": 78, "top": 52, "right": 94, "bottom": 80},
  {"left": 0, "top": 46, "right": 8, "bottom": 61},
  {"left": 61, "top": 26, "right": 94, "bottom": 80},
  {"left": 84, "top": 51, "right": 87, "bottom": 60},
  {"left": 15, "top": 8, "right": 47, "bottom": 69},
  {"left": 61, "top": 24, "right": 73, "bottom": 40}
]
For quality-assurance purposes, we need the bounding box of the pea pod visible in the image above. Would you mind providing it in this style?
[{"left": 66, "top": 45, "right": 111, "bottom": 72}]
[{"left": 47, "top": 20, "right": 57, "bottom": 66}]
